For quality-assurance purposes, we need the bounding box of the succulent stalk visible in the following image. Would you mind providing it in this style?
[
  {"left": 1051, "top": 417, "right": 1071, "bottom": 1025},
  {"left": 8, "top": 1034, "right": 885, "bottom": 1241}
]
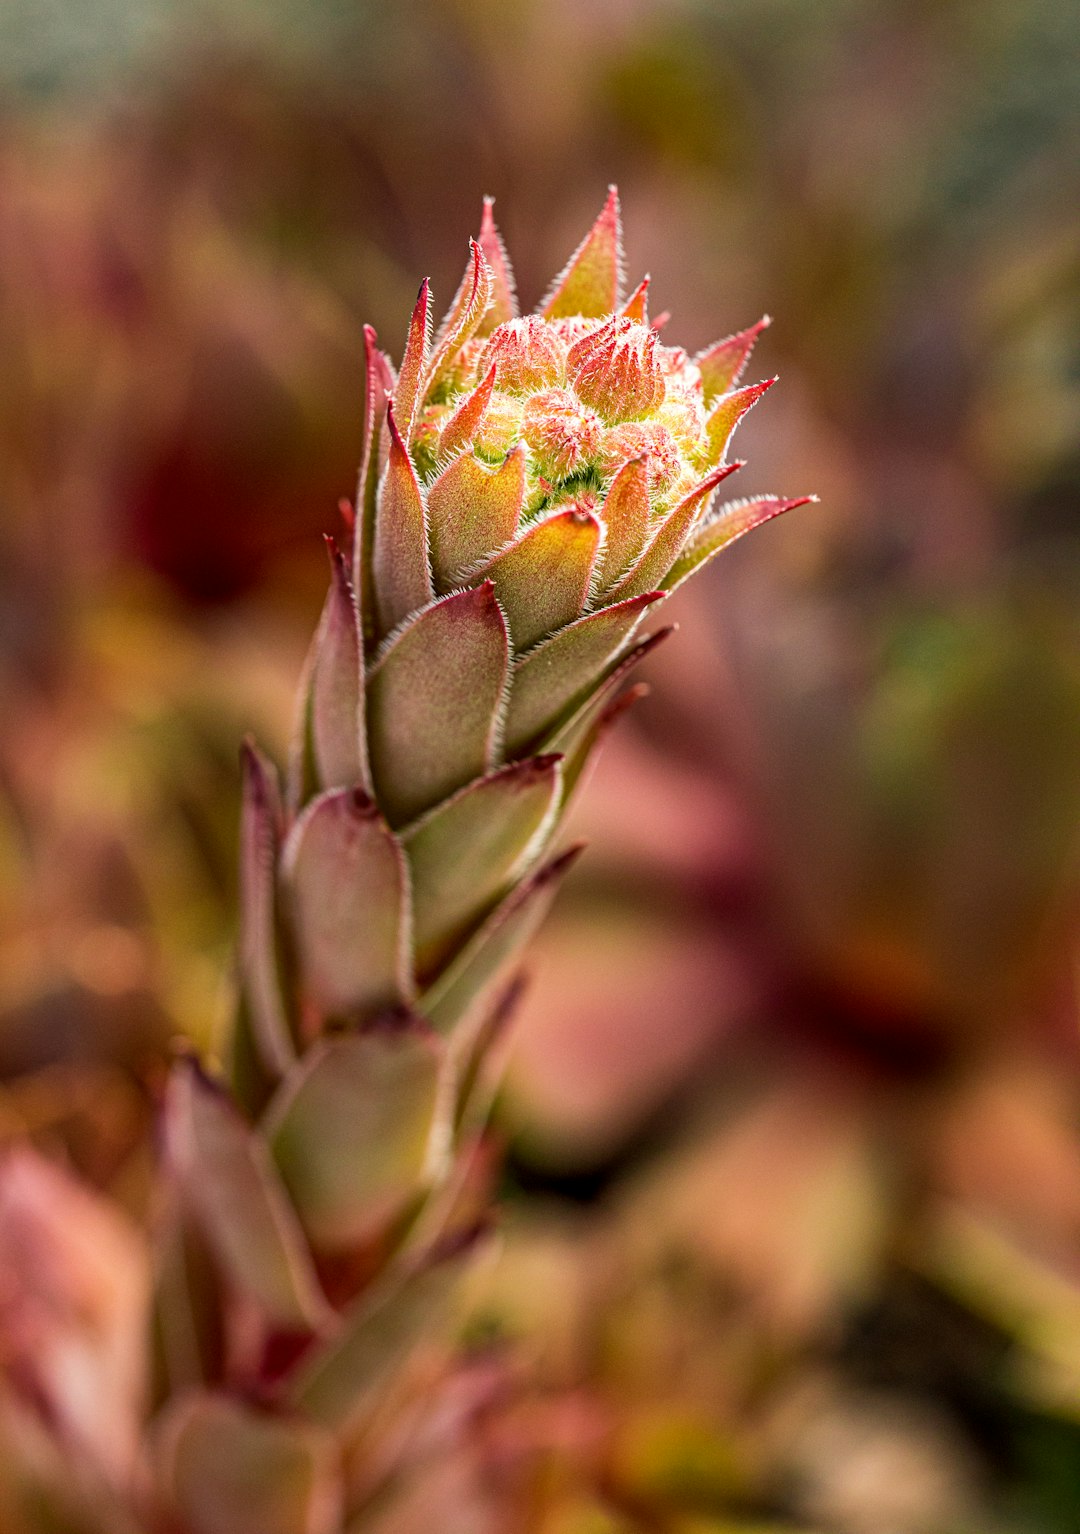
[{"left": 3, "top": 190, "right": 810, "bottom": 1534}]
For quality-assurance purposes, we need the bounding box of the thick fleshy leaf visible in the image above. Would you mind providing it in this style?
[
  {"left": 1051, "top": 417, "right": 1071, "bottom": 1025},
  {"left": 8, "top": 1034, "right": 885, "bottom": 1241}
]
[
  {"left": 695, "top": 315, "right": 771, "bottom": 402},
  {"left": 663, "top": 494, "right": 816, "bottom": 593},
  {"left": 163, "top": 1062, "right": 330, "bottom": 1331},
  {"left": 265, "top": 1028, "right": 447, "bottom": 1254},
  {"left": 152, "top": 1201, "right": 226, "bottom": 1401},
  {"left": 393, "top": 279, "right": 431, "bottom": 443},
  {"left": 544, "top": 627, "right": 672, "bottom": 801},
  {"left": 541, "top": 185, "right": 623, "bottom": 319},
  {"left": 595, "top": 455, "right": 651, "bottom": 591},
  {"left": 469, "top": 510, "right": 600, "bottom": 651},
  {"left": 158, "top": 1394, "right": 341, "bottom": 1534},
  {"left": 291, "top": 1257, "right": 464, "bottom": 1432},
  {"left": 477, "top": 196, "right": 518, "bottom": 335},
  {"left": 403, "top": 755, "right": 563, "bottom": 975},
  {"left": 438, "top": 362, "right": 496, "bottom": 460},
  {"left": 621, "top": 275, "right": 650, "bottom": 323},
  {"left": 310, "top": 542, "right": 370, "bottom": 794},
  {"left": 354, "top": 326, "right": 395, "bottom": 637},
  {"left": 422, "top": 845, "right": 584, "bottom": 1033},
  {"left": 502, "top": 590, "right": 662, "bottom": 758},
  {"left": 424, "top": 240, "right": 492, "bottom": 397},
  {"left": 237, "top": 742, "right": 294, "bottom": 1078},
  {"left": 366, "top": 584, "right": 509, "bottom": 826},
  {"left": 372, "top": 404, "right": 433, "bottom": 638},
  {"left": 282, "top": 788, "right": 412, "bottom": 1018},
  {"left": 702, "top": 376, "right": 777, "bottom": 467},
  {"left": 606, "top": 462, "right": 742, "bottom": 603},
  {"left": 427, "top": 445, "right": 524, "bottom": 589}
]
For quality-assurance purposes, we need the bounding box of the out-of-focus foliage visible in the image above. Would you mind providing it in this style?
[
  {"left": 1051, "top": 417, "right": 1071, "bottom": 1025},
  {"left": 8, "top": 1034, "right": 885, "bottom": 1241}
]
[{"left": 0, "top": 0, "right": 1077, "bottom": 1529}]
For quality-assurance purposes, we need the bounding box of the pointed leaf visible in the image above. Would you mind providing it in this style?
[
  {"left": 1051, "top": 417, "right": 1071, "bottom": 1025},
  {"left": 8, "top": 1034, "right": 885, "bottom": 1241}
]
[
  {"left": 237, "top": 742, "right": 294, "bottom": 1078},
  {"left": 695, "top": 315, "right": 771, "bottom": 402},
  {"left": 422, "top": 845, "right": 584, "bottom": 1033},
  {"left": 291, "top": 1258, "right": 463, "bottom": 1432},
  {"left": 621, "top": 275, "right": 650, "bottom": 323},
  {"left": 438, "top": 362, "right": 496, "bottom": 460},
  {"left": 544, "top": 627, "right": 672, "bottom": 804},
  {"left": 158, "top": 1394, "right": 342, "bottom": 1534},
  {"left": 502, "top": 592, "right": 662, "bottom": 758},
  {"left": 469, "top": 509, "right": 600, "bottom": 651},
  {"left": 403, "top": 756, "right": 563, "bottom": 975},
  {"left": 477, "top": 196, "right": 518, "bottom": 335},
  {"left": 310, "top": 542, "right": 370, "bottom": 794},
  {"left": 393, "top": 280, "right": 431, "bottom": 443},
  {"left": 541, "top": 185, "right": 623, "bottom": 319},
  {"left": 372, "top": 403, "right": 433, "bottom": 638},
  {"left": 424, "top": 240, "right": 492, "bottom": 396},
  {"left": 163, "top": 1063, "right": 330, "bottom": 1331},
  {"left": 606, "top": 462, "right": 742, "bottom": 603},
  {"left": 265, "top": 1029, "right": 447, "bottom": 1254},
  {"left": 595, "top": 455, "right": 651, "bottom": 590},
  {"left": 282, "top": 787, "right": 413, "bottom": 1018},
  {"left": 663, "top": 494, "right": 817, "bottom": 593},
  {"left": 354, "top": 326, "right": 395, "bottom": 638},
  {"left": 703, "top": 376, "right": 776, "bottom": 466},
  {"left": 427, "top": 444, "right": 524, "bottom": 589},
  {"left": 366, "top": 584, "right": 509, "bottom": 826},
  {"left": 151, "top": 1201, "right": 226, "bottom": 1401}
]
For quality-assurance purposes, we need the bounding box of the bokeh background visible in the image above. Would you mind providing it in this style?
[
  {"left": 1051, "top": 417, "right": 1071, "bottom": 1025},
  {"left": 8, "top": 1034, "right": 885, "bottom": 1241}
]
[{"left": 1, "top": 1, "right": 1079, "bottom": 1528}]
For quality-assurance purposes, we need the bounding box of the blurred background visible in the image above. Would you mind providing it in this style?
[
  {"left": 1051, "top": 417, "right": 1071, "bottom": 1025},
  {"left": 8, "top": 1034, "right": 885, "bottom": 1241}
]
[{"left": 1, "top": 0, "right": 1078, "bottom": 1528}]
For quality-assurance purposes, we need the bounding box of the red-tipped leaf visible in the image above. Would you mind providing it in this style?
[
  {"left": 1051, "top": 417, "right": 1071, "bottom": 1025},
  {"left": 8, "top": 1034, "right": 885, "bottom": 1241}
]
[
  {"left": 541, "top": 185, "right": 624, "bottom": 319},
  {"left": 372, "top": 404, "right": 433, "bottom": 638},
  {"left": 695, "top": 315, "right": 771, "bottom": 402}
]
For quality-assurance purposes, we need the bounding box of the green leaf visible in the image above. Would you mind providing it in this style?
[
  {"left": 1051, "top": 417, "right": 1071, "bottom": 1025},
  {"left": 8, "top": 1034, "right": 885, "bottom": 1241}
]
[
  {"left": 403, "top": 756, "right": 563, "bottom": 976},
  {"left": 366, "top": 584, "right": 509, "bottom": 827},
  {"left": 545, "top": 628, "right": 672, "bottom": 808},
  {"left": 237, "top": 742, "right": 295, "bottom": 1079},
  {"left": 541, "top": 185, "right": 623, "bottom": 319},
  {"left": 163, "top": 1062, "right": 330, "bottom": 1332},
  {"left": 595, "top": 455, "right": 651, "bottom": 592},
  {"left": 372, "top": 404, "right": 433, "bottom": 639},
  {"left": 606, "top": 463, "right": 740, "bottom": 604},
  {"left": 158, "top": 1394, "right": 342, "bottom": 1534},
  {"left": 469, "top": 509, "right": 600, "bottom": 651},
  {"left": 290, "top": 1258, "right": 464, "bottom": 1433},
  {"left": 662, "top": 494, "right": 815, "bottom": 593},
  {"left": 264, "top": 1028, "right": 447, "bottom": 1255},
  {"left": 427, "top": 445, "right": 524, "bottom": 589},
  {"left": 421, "top": 845, "right": 583, "bottom": 1034},
  {"left": 502, "top": 592, "right": 662, "bottom": 758},
  {"left": 281, "top": 788, "right": 413, "bottom": 1018},
  {"left": 310, "top": 542, "right": 370, "bottom": 795}
]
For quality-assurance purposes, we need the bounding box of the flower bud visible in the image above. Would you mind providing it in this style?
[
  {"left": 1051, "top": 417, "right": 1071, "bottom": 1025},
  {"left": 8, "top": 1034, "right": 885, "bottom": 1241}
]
[
  {"left": 567, "top": 317, "right": 666, "bottom": 424},
  {"left": 479, "top": 316, "right": 566, "bottom": 394}
]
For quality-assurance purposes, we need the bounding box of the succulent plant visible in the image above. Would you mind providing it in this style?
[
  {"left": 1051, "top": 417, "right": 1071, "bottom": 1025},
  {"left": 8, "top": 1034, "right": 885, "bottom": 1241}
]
[{"left": 0, "top": 189, "right": 808, "bottom": 1533}]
